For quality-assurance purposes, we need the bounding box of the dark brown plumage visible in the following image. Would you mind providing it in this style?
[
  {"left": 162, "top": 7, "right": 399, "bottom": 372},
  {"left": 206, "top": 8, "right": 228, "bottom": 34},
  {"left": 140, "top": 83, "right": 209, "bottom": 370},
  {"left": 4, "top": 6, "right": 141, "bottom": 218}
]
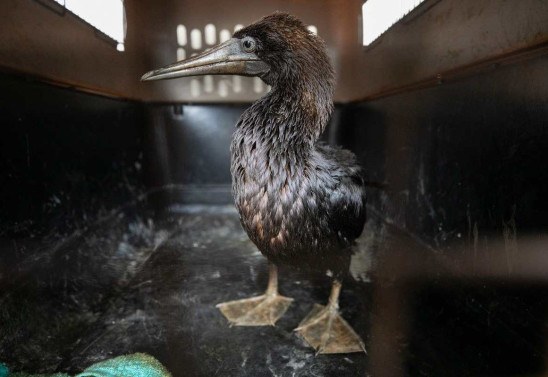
[{"left": 231, "top": 13, "right": 366, "bottom": 277}]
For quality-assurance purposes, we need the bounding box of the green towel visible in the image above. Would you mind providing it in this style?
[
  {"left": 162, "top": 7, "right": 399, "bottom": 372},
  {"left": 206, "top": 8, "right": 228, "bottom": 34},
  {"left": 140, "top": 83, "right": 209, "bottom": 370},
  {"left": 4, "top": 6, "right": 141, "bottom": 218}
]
[{"left": 1, "top": 353, "right": 171, "bottom": 377}]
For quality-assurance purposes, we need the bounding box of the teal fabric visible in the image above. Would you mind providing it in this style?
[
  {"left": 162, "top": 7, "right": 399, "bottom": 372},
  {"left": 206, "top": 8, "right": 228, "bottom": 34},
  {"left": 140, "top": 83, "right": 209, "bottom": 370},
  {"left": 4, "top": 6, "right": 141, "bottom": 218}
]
[
  {"left": 0, "top": 364, "right": 11, "bottom": 377},
  {"left": 0, "top": 353, "right": 171, "bottom": 377}
]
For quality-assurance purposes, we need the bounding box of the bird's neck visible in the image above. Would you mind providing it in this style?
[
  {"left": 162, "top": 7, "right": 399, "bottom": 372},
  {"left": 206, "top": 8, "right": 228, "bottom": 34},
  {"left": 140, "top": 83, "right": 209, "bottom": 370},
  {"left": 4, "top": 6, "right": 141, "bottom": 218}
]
[
  {"left": 240, "top": 75, "right": 334, "bottom": 150},
  {"left": 231, "top": 77, "right": 333, "bottom": 195}
]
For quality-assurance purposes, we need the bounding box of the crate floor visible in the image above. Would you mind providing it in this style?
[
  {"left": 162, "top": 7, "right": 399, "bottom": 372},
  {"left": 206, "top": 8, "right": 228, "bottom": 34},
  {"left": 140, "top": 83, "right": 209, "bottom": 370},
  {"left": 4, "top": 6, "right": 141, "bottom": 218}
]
[
  {"left": 0, "top": 203, "right": 369, "bottom": 376},
  {"left": 4, "top": 200, "right": 546, "bottom": 376}
]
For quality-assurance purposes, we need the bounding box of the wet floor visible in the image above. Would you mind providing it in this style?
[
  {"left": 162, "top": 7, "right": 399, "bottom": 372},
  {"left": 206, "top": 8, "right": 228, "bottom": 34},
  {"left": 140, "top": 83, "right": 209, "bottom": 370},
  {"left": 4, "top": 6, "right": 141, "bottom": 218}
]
[
  {"left": 0, "top": 203, "right": 370, "bottom": 376},
  {"left": 2, "top": 199, "right": 548, "bottom": 377}
]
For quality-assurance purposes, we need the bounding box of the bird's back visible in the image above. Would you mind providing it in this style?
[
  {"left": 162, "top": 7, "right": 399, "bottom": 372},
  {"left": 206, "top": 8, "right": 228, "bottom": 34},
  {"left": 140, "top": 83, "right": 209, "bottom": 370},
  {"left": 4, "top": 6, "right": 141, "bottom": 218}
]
[{"left": 312, "top": 142, "right": 367, "bottom": 246}]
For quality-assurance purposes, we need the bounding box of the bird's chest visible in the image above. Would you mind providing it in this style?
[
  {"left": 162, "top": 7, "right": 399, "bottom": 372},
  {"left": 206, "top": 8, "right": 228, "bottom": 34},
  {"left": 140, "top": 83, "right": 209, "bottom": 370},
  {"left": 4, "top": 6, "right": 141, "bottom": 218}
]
[{"left": 231, "top": 142, "right": 316, "bottom": 254}]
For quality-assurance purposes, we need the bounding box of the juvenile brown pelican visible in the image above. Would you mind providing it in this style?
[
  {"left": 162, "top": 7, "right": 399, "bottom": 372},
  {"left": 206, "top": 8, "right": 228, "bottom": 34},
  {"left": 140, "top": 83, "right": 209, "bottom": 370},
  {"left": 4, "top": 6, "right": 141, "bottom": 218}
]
[{"left": 142, "top": 13, "right": 366, "bottom": 354}]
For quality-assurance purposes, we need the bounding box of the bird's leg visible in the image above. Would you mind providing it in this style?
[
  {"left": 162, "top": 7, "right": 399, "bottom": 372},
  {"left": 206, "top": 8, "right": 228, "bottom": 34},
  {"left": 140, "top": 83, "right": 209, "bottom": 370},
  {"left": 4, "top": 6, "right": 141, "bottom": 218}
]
[
  {"left": 295, "top": 280, "right": 366, "bottom": 354},
  {"left": 216, "top": 263, "right": 293, "bottom": 326}
]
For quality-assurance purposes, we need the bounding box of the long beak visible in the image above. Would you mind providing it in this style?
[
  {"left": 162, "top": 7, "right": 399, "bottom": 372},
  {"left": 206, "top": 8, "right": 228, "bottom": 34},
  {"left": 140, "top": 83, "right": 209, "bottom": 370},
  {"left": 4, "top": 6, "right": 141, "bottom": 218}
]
[{"left": 141, "top": 38, "right": 269, "bottom": 81}]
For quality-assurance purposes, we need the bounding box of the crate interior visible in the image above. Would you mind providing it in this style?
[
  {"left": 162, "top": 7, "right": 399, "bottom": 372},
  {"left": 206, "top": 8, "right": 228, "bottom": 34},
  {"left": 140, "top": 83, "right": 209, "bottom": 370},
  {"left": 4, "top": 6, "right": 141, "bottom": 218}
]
[{"left": 1, "top": 1, "right": 548, "bottom": 376}]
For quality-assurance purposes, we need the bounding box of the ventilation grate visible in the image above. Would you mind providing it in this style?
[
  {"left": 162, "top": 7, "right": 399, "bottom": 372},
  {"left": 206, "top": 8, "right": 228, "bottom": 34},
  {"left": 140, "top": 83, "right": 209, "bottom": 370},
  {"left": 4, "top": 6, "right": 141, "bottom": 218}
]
[{"left": 174, "top": 23, "right": 317, "bottom": 99}]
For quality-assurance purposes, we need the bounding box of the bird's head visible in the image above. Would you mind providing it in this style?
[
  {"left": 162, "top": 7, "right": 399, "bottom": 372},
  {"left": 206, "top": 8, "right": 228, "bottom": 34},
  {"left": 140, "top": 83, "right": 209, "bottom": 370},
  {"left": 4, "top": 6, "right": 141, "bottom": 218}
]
[{"left": 141, "top": 12, "right": 334, "bottom": 94}]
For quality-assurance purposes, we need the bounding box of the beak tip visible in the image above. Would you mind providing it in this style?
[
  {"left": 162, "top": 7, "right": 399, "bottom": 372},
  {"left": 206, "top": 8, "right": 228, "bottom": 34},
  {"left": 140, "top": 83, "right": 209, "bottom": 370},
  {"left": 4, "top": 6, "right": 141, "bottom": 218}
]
[{"left": 141, "top": 71, "right": 155, "bottom": 82}]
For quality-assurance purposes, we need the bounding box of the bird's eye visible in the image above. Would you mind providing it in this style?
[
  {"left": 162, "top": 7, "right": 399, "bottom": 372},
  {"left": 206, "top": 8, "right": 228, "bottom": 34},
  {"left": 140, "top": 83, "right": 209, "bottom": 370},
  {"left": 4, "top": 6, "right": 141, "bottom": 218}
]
[{"left": 241, "top": 37, "right": 256, "bottom": 53}]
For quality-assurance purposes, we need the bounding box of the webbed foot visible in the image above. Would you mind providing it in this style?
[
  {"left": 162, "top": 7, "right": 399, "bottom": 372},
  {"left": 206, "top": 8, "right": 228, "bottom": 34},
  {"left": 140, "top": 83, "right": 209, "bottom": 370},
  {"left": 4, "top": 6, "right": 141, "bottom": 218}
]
[
  {"left": 216, "top": 263, "right": 293, "bottom": 326},
  {"left": 295, "top": 303, "right": 365, "bottom": 354},
  {"left": 216, "top": 293, "right": 293, "bottom": 326},
  {"left": 295, "top": 279, "right": 365, "bottom": 354}
]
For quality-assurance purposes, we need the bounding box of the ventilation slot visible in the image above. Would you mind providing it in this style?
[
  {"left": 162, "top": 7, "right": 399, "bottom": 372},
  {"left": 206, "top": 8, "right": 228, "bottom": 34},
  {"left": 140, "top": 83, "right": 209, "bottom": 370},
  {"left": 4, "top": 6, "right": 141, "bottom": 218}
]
[
  {"left": 204, "top": 24, "right": 217, "bottom": 45},
  {"left": 190, "top": 79, "right": 201, "bottom": 97},
  {"left": 218, "top": 80, "right": 229, "bottom": 98},
  {"left": 190, "top": 29, "right": 203, "bottom": 50},
  {"left": 233, "top": 76, "right": 242, "bottom": 93},
  {"left": 177, "top": 24, "right": 187, "bottom": 46},
  {"left": 253, "top": 77, "right": 264, "bottom": 93},
  {"left": 203, "top": 75, "right": 214, "bottom": 93},
  {"left": 219, "top": 29, "right": 231, "bottom": 43},
  {"left": 177, "top": 48, "right": 186, "bottom": 61}
]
